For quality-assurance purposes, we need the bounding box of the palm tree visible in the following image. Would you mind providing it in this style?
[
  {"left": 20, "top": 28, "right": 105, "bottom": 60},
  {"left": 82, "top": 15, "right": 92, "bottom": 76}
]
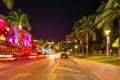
[
  {"left": 96, "top": 1, "right": 106, "bottom": 13},
  {"left": 5, "top": 9, "right": 31, "bottom": 46},
  {"left": 76, "top": 15, "right": 96, "bottom": 57},
  {"left": 1, "top": 0, "right": 14, "bottom": 10},
  {"left": 77, "top": 26, "right": 96, "bottom": 57},
  {"left": 6, "top": 9, "right": 31, "bottom": 31},
  {"left": 71, "top": 21, "right": 85, "bottom": 55},
  {"left": 95, "top": 0, "right": 120, "bottom": 58},
  {"left": 69, "top": 21, "right": 80, "bottom": 43}
]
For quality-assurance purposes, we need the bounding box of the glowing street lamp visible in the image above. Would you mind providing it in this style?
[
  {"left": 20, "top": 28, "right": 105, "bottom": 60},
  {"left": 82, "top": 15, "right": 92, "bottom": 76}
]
[
  {"left": 105, "top": 30, "right": 110, "bottom": 58},
  {"left": 75, "top": 45, "right": 78, "bottom": 54},
  {"left": 75, "top": 45, "right": 78, "bottom": 49},
  {"left": 70, "top": 49, "right": 72, "bottom": 52}
]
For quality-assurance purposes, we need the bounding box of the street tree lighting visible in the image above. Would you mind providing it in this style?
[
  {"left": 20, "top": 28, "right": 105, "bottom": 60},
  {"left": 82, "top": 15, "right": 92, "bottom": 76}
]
[{"left": 105, "top": 30, "right": 110, "bottom": 58}]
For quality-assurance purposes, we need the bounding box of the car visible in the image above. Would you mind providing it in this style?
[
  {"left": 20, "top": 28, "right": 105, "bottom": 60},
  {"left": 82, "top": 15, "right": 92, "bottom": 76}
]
[
  {"left": 26, "top": 53, "right": 37, "bottom": 59},
  {"left": 14, "top": 52, "right": 38, "bottom": 60},
  {"left": 61, "top": 53, "right": 68, "bottom": 59},
  {"left": 37, "top": 52, "right": 46, "bottom": 58}
]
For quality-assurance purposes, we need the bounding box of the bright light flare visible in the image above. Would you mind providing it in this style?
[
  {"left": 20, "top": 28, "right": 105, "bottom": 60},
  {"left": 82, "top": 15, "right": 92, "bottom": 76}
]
[
  {"left": 48, "top": 54, "right": 57, "bottom": 59},
  {"left": 105, "top": 30, "right": 110, "bottom": 35},
  {"left": 48, "top": 54, "right": 60, "bottom": 59},
  {"left": 28, "top": 56, "right": 36, "bottom": 59}
]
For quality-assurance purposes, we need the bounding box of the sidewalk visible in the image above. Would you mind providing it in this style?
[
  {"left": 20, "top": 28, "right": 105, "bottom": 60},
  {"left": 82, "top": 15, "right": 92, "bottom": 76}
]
[{"left": 69, "top": 56, "right": 120, "bottom": 80}]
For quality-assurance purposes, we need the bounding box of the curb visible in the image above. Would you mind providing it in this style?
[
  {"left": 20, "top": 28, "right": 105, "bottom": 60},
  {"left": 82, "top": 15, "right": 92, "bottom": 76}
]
[
  {"left": 69, "top": 57, "right": 101, "bottom": 80},
  {"left": 70, "top": 59, "right": 78, "bottom": 64},
  {"left": 70, "top": 59, "right": 91, "bottom": 72}
]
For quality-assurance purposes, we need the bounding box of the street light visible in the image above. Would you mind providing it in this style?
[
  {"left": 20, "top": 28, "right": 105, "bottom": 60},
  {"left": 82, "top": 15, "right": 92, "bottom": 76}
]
[
  {"left": 105, "top": 30, "right": 110, "bottom": 58},
  {"left": 75, "top": 45, "right": 78, "bottom": 54}
]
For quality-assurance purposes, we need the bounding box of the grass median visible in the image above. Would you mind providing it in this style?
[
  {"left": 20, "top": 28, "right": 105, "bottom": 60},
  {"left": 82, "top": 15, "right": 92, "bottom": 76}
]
[{"left": 75, "top": 55, "right": 120, "bottom": 66}]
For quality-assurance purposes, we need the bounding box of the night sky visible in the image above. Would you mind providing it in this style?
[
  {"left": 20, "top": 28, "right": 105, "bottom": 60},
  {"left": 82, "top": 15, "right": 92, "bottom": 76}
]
[{"left": 0, "top": 0, "right": 102, "bottom": 42}]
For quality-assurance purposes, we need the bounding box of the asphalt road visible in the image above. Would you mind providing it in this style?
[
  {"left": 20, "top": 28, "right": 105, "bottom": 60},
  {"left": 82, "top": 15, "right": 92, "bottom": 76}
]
[{"left": 0, "top": 58, "right": 97, "bottom": 80}]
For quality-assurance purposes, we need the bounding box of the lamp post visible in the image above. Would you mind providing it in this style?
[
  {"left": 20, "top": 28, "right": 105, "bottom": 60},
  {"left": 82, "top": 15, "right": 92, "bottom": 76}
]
[
  {"left": 105, "top": 30, "right": 110, "bottom": 58},
  {"left": 75, "top": 45, "right": 78, "bottom": 54}
]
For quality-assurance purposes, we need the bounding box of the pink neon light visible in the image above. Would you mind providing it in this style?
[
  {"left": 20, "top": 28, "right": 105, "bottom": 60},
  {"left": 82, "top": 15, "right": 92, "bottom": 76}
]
[
  {"left": 15, "top": 39, "right": 17, "bottom": 43},
  {"left": 9, "top": 38, "right": 18, "bottom": 44},
  {"left": 0, "top": 19, "right": 6, "bottom": 31},
  {"left": 23, "top": 39, "right": 30, "bottom": 47},
  {"left": 9, "top": 38, "right": 12, "bottom": 42}
]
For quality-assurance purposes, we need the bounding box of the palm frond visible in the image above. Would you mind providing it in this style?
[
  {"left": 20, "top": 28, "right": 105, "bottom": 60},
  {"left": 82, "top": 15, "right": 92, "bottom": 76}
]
[
  {"left": 96, "top": 1, "right": 106, "bottom": 13},
  {"left": 2, "top": 0, "right": 14, "bottom": 10},
  {"left": 5, "top": 9, "right": 31, "bottom": 31}
]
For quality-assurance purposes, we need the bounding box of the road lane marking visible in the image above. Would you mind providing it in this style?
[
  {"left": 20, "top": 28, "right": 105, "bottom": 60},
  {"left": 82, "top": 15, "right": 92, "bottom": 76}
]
[
  {"left": 56, "top": 66, "right": 82, "bottom": 73},
  {"left": 10, "top": 73, "right": 31, "bottom": 80},
  {"left": 50, "top": 64, "right": 57, "bottom": 74},
  {"left": 48, "top": 63, "right": 58, "bottom": 80},
  {"left": 47, "top": 74, "right": 56, "bottom": 80}
]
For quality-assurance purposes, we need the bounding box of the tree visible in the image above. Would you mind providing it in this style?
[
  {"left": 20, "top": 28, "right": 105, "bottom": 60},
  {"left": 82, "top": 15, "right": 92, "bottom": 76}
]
[
  {"left": 69, "top": 21, "right": 84, "bottom": 55},
  {"left": 1, "top": 0, "right": 14, "bottom": 10},
  {"left": 95, "top": 0, "right": 120, "bottom": 58},
  {"left": 76, "top": 15, "right": 96, "bottom": 57},
  {"left": 96, "top": 1, "right": 106, "bottom": 13},
  {"left": 6, "top": 9, "right": 31, "bottom": 31},
  {"left": 70, "top": 22, "right": 84, "bottom": 55},
  {"left": 5, "top": 9, "right": 31, "bottom": 46}
]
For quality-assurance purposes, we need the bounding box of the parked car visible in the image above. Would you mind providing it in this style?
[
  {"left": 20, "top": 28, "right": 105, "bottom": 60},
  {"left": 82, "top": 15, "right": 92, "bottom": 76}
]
[{"left": 61, "top": 53, "right": 68, "bottom": 59}]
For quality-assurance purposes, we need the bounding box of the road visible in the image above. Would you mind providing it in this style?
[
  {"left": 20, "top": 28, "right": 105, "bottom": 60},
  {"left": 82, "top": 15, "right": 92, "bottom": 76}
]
[{"left": 0, "top": 58, "right": 98, "bottom": 80}]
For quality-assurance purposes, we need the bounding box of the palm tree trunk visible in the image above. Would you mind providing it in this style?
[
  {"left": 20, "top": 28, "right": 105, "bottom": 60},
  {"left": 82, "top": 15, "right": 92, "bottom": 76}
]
[
  {"left": 118, "top": 19, "right": 120, "bottom": 59},
  {"left": 86, "top": 33, "right": 89, "bottom": 57},
  {"left": 80, "top": 39, "right": 84, "bottom": 56}
]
